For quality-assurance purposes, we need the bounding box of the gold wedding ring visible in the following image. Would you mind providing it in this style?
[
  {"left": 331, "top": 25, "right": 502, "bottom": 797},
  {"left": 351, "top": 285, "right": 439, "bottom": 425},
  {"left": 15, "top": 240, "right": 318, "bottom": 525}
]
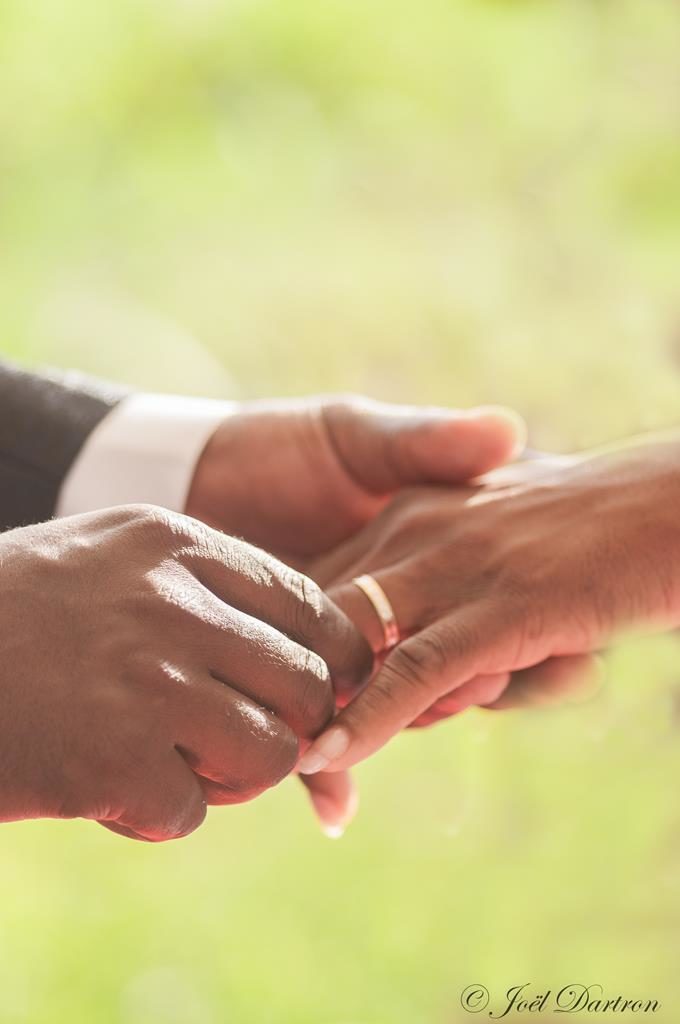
[{"left": 351, "top": 574, "right": 400, "bottom": 653}]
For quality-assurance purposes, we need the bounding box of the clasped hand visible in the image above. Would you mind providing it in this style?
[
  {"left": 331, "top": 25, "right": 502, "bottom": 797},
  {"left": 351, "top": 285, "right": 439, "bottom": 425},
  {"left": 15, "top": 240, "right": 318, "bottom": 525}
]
[
  {"left": 0, "top": 395, "right": 521, "bottom": 840},
  {"left": 7, "top": 395, "right": 678, "bottom": 841}
]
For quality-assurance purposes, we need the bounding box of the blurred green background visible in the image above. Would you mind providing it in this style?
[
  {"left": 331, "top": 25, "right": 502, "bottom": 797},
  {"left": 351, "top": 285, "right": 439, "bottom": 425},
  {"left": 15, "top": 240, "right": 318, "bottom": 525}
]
[{"left": 2, "top": 0, "right": 680, "bottom": 1021}]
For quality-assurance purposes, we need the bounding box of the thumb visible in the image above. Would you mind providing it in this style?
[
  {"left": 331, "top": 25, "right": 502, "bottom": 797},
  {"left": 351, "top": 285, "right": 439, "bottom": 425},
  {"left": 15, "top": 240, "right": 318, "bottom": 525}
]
[
  {"left": 321, "top": 399, "right": 526, "bottom": 493},
  {"left": 297, "top": 605, "right": 519, "bottom": 773}
]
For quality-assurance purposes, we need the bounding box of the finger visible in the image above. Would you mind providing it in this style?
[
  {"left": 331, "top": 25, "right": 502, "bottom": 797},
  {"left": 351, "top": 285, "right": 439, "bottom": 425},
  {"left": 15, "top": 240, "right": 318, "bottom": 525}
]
[
  {"left": 331, "top": 579, "right": 394, "bottom": 657},
  {"left": 187, "top": 537, "right": 373, "bottom": 696},
  {"left": 323, "top": 576, "right": 413, "bottom": 706},
  {"left": 298, "top": 770, "right": 359, "bottom": 838},
  {"left": 327, "top": 564, "right": 464, "bottom": 703},
  {"left": 478, "top": 452, "right": 575, "bottom": 488},
  {"left": 313, "top": 456, "right": 571, "bottom": 593},
  {"left": 98, "top": 749, "right": 207, "bottom": 843},
  {"left": 410, "top": 672, "right": 510, "bottom": 727},
  {"left": 484, "top": 653, "right": 605, "bottom": 710},
  {"left": 310, "top": 535, "right": 382, "bottom": 602},
  {"left": 196, "top": 777, "right": 282, "bottom": 807},
  {"left": 330, "top": 563, "right": 470, "bottom": 658},
  {"left": 169, "top": 673, "right": 299, "bottom": 799},
  {"left": 297, "top": 606, "right": 525, "bottom": 772},
  {"left": 99, "top": 822, "right": 149, "bottom": 842},
  {"left": 411, "top": 654, "right": 604, "bottom": 726},
  {"left": 321, "top": 400, "right": 527, "bottom": 492},
  {"left": 198, "top": 601, "right": 336, "bottom": 739}
]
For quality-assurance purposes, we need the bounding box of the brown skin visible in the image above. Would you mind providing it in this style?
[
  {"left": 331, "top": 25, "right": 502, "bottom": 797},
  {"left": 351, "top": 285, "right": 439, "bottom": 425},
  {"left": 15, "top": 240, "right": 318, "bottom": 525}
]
[
  {"left": 314, "top": 453, "right": 601, "bottom": 729},
  {"left": 184, "top": 394, "right": 525, "bottom": 829},
  {"left": 185, "top": 396, "right": 524, "bottom": 570},
  {"left": 0, "top": 504, "right": 371, "bottom": 841},
  {"left": 299, "top": 434, "right": 680, "bottom": 773}
]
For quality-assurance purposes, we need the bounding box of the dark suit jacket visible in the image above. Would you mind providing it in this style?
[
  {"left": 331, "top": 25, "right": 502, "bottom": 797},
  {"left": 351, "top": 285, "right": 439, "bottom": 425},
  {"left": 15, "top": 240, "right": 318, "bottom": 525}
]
[{"left": 0, "top": 360, "right": 126, "bottom": 532}]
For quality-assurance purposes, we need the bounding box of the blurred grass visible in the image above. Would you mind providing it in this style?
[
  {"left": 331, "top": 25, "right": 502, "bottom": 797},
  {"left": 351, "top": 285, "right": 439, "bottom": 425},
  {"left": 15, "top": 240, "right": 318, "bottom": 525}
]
[{"left": 2, "top": 0, "right": 680, "bottom": 1021}]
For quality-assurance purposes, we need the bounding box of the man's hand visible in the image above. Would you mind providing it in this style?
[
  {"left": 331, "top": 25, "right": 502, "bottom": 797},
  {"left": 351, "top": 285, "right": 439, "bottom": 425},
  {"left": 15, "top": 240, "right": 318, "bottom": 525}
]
[
  {"left": 298, "top": 435, "right": 680, "bottom": 773},
  {"left": 0, "top": 505, "right": 371, "bottom": 841},
  {"left": 185, "top": 396, "right": 525, "bottom": 570}
]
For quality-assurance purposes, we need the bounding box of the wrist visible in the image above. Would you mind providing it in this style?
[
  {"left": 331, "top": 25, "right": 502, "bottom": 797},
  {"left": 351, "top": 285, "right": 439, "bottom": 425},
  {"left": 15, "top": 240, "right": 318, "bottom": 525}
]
[{"left": 57, "top": 393, "right": 233, "bottom": 517}]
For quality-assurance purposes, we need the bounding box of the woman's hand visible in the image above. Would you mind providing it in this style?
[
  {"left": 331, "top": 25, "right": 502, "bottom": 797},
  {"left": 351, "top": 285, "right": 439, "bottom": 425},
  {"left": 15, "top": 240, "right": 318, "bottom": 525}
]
[
  {"left": 315, "top": 452, "right": 597, "bottom": 728},
  {"left": 299, "top": 434, "right": 680, "bottom": 773}
]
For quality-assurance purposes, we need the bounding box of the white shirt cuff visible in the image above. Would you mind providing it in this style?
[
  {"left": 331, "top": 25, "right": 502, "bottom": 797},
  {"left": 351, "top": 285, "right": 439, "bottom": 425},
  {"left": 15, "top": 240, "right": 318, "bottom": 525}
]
[{"left": 57, "top": 393, "right": 233, "bottom": 517}]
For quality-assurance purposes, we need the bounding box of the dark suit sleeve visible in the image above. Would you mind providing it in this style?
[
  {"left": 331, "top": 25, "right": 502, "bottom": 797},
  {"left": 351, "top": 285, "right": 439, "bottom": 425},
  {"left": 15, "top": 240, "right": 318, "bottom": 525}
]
[{"left": 0, "top": 360, "right": 129, "bottom": 532}]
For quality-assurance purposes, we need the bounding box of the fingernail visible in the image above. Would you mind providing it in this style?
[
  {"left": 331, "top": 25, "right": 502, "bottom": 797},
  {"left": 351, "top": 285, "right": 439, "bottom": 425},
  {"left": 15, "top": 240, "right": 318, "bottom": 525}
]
[
  {"left": 309, "top": 793, "right": 345, "bottom": 838},
  {"left": 509, "top": 416, "right": 529, "bottom": 459},
  {"left": 297, "top": 727, "right": 351, "bottom": 775},
  {"left": 310, "top": 787, "right": 359, "bottom": 839},
  {"left": 467, "top": 406, "right": 528, "bottom": 460},
  {"left": 322, "top": 824, "right": 345, "bottom": 839}
]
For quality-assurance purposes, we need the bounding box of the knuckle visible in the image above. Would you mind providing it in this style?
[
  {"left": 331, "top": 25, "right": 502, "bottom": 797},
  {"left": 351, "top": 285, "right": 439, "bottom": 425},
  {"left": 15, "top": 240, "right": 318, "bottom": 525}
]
[
  {"left": 350, "top": 675, "right": 402, "bottom": 720},
  {"left": 392, "top": 631, "right": 451, "bottom": 685},
  {"left": 184, "top": 524, "right": 231, "bottom": 567},
  {"left": 125, "top": 503, "right": 171, "bottom": 531},
  {"left": 295, "top": 652, "right": 334, "bottom": 736},
  {"left": 124, "top": 504, "right": 193, "bottom": 548},
  {"left": 117, "top": 565, "right": 213, "bottom": 638},
  {"left": 333, "top": 391, "right": 367, "bottom": 410},
  {"left": 342, "top": 632, "right": 374, "bottom": 689},
  {"left": 283, "top": 573, "right": 369, "bottom": 684},
  {"left": 55, "top": 788, "right": 91, "bottom": 822},
  {"left": 466, "top": 564, "right": 503, "bottom": 603},
  {"left": 245, "top": 720, "right": 299, "bottom": 793},
  {"left": 208, "top": 707, "right": 299, "bottom": 797},
  {"left": 165, "top": 790, "right": 207, "bottom": 840},
  {"left": 125, "top": 782, "right": 207, "bottom": 843},
  {"left": 322, "top": 392, "right": 368, "bottom": 424},
  {"left": 284, "top": 569, "right": 328, "bottom": 636},
  {"left": 495, "top": 566, "right": 532, "bottom": 606}
]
